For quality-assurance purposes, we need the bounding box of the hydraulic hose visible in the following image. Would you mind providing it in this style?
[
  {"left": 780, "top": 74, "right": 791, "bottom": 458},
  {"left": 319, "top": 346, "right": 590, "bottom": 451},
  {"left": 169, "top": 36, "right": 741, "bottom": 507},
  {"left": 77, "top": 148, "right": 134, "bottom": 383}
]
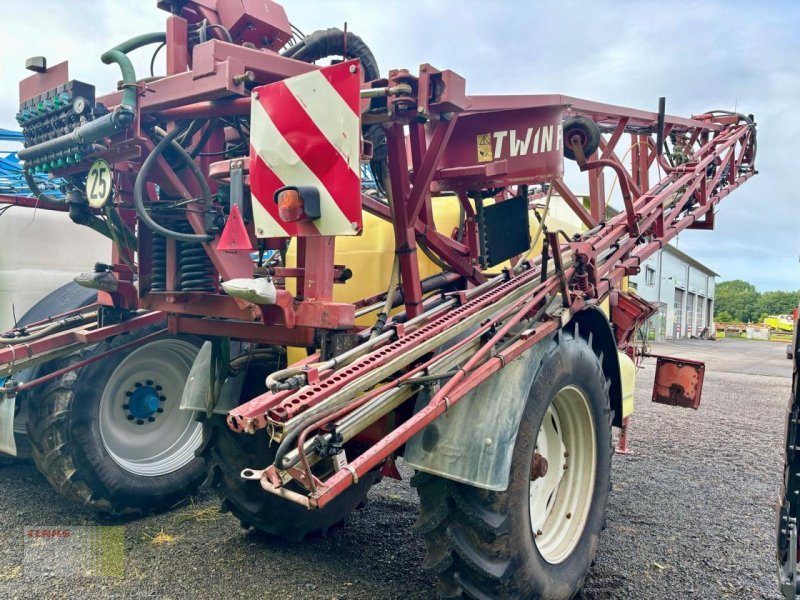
[
  {"left": 23, "top": 169, "right": 66, "bottom": 207},
  {"left": 282, "top": 28, "right": 386, "bottom": 161},
  {"left": 282, "top": 28, "right": 379, "bottom": 81},
  {"left": 134, "top": 125, "right": 214, "bottom": 243}
]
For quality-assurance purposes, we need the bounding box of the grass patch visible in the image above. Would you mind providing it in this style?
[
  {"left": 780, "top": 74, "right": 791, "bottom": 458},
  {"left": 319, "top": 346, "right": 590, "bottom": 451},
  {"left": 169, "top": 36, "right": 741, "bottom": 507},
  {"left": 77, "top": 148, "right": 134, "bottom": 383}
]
[
  {"left": 174, "top": 499, "right": 222, "bottom": 525},
  {"left": 145, "top": 529, "right": 178, "bottom": 546}
]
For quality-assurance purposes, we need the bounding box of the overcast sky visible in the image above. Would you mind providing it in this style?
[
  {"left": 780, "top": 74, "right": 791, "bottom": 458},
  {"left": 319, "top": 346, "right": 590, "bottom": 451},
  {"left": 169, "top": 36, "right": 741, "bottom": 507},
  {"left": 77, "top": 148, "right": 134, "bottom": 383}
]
[{"left": 1, "top": 1, "right": 796, "bottom": 291}]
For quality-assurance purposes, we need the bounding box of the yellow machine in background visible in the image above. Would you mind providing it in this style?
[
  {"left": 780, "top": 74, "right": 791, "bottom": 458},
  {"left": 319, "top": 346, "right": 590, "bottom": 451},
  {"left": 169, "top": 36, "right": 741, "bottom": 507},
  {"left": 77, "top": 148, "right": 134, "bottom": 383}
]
[{"left": 765, "top": 315, "right": 794, "bottom": 333}]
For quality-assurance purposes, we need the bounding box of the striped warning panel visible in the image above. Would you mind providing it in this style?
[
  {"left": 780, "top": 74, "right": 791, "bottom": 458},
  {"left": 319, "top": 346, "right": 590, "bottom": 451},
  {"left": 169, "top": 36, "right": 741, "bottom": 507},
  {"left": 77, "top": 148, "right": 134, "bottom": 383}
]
[{"left": 250, "top": 59, "right": 362, "bottom": 238}]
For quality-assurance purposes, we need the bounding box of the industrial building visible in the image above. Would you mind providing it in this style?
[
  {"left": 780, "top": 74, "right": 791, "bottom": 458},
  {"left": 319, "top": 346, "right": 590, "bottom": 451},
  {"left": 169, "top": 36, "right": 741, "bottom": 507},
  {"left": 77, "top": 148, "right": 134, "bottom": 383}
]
[{"left": 629, "top": 243, "right": 718, "bottom": 341}]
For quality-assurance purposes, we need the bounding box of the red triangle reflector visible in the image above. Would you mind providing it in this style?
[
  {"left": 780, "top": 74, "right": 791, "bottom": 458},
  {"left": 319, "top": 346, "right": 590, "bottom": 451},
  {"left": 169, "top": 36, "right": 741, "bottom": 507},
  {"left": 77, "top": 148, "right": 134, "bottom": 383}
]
[{"left": 218, "top": 204, "right": 253, "bottom": 252}]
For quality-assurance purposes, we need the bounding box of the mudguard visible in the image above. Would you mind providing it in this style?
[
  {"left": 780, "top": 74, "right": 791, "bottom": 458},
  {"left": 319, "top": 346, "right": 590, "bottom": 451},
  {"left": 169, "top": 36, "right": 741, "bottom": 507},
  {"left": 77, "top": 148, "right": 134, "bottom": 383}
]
[
  {"left": 179, "top": 341, "right": 246, "bottom": 415},
  {"left": 405, "top": 343, "right": 547, "bottom": 491},
  {"left": 404, "top": 307, "right": 630, "bottom": 491}
]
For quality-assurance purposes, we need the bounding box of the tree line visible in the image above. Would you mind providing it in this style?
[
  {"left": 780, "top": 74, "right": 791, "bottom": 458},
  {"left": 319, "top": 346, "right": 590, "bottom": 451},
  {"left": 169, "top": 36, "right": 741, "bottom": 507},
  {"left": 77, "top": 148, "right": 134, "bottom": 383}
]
[{"left": 714, "top": 280, "right": 800, "bottom": 323}]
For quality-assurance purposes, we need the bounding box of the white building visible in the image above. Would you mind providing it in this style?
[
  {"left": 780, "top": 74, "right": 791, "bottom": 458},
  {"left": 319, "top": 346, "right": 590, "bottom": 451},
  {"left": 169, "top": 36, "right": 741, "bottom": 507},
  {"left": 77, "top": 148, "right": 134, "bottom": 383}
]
[{"left": 628, "top": 243, "right": 718, "bottom": 341}]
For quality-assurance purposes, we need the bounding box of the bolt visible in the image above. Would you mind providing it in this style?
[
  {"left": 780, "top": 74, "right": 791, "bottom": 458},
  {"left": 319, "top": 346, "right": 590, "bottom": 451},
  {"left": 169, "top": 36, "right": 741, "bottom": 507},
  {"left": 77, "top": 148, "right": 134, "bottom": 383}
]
[
  {"left": 351, "top": 221, "right": 359, "bottom": 231},
  {"left": 146, "top": 380, "right": 154, "bottom": 386},
  {"left": 531, "top": 452, "right": 549, "bottom": 480},
  {"left": 563, "top": 464, "right": 569, "bottom": 470},
  {"left": 122, "top": 404, "right": 130, "bottom": 410},
  {"left": 134, "top": 382, "right": 142, "bottom": 388},
  {"left": 126, "top": 415, "right": 134, "bottom": 421},
  {"left": 159, "top": 395, "right": 166, "bottom": 402},
  {"left": 536, "top": 529, "right": 543, "bottom": 536},
  {"left": 253, "top": 92, "right": 260, "bottom": 100},
  {"left": 136, "top": 419, "right": 144, "bottom": 425},
  {"left": 257, "top": 227, "right": 264, "bottom": 235},
  {"left": 233, "top": 70, "right": 255, "bottom": 85},
  {"left": 566, "top": 512, "right": 572, "bottom": 519},
  {"left": 157, "top": 408, "right": 164, "bottom": 414},
  {"left": 148, "top": 417, "right": 156, "bottom": 422},
  {"left": 349, "top": 64, "right": 357, "bottom": 74},
  {"left": 564, "top": 451, "right": 570, "bottom": 458},
  {"left": 155, "top": 385, "right": 163, "bottom": 391},
  {"left": 125, "top": 391, "right": 132, "bottom": 397},
  {"left": 485, "top": 437, "right": 492, "bottom": 446}
]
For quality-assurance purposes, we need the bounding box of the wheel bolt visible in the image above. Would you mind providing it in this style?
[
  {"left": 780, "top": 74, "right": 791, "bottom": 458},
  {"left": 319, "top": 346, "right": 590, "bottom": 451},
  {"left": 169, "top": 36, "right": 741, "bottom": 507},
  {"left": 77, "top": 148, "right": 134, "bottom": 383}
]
[
  {"left": 148, "top": 417, "right": 156, "bottom": 422},
  {"left": 156, "top": 408, "right": 164, "bottom": 414},
  {"left": 566, "top": 512, "right": 572, "bottom": 519},
  {"left": 159, "top": 396, "right": 166, "bottom": 402},
  {"left": 134, "top": 382, "right": 142, "bottom": 388},
  {"left": 531, "top": 452, "right": 549, "bottom": 480},
  {"left": 563, "top": 464, "right": 569, "bottom": 470},
  {"left": 155, "top": 385, "right": 163, "bottom": 391},
  {"left": 146, "top": 380, "right": 154, "bottom": 386},
  {"left": 122, "top": 404, "right": 129, "bottom": 410},
  {"left": 536, "top": 529, "right": 543, "bottom": 536},
  {"left": 126, "top": 415, "right": 134, "bottom": 421},
  {"left": 136, "top": 419, "right": 144, "bottom": 425},
  {"left": 125, "top": 391, "right": 132, "bottom": 397}
]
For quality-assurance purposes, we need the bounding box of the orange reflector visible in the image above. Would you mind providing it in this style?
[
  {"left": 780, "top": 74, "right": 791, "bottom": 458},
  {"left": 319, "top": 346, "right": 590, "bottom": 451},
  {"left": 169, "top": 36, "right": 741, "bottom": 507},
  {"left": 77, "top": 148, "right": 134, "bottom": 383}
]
[{"left": 277, "top": 188, "right": 307, "bottom": 223}]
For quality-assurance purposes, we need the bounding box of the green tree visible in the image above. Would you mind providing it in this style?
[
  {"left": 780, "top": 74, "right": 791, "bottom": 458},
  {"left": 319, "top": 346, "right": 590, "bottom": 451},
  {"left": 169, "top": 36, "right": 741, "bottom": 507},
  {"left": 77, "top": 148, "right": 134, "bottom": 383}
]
[
  {"left": 756, "top": 290, "right": 800, "bottom": 317},
  {"left": 714, "top": 280, "right": 760, "bottom": 322},
  {"left": 715, "top": 310, "right": 734, "bottom": 323}
]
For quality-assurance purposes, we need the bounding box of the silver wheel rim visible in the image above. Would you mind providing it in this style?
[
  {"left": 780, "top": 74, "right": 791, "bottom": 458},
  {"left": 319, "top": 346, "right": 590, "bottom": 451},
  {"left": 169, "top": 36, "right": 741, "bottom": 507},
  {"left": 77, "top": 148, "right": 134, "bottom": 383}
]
[
  {"left": 98, "top": 339, "right": 201, "bottom": 476},
  {"left": 529, "top": 385, "right": 597, "bottom": 564}
]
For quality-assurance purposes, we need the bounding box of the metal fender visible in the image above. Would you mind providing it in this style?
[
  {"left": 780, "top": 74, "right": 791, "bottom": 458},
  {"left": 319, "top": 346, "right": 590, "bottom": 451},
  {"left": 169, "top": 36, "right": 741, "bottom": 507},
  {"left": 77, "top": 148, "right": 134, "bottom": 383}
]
[
  {"left": 405, "top": 342, "right": 547, "bottom": 491},
  {"left": 404, "top": 307, "right": 625, "bottom": 491}
]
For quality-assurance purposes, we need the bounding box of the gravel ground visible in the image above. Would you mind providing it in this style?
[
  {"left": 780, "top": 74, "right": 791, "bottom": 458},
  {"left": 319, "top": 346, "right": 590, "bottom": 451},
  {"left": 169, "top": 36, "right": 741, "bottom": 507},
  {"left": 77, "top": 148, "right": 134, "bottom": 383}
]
[{"left": 0, "top": 346, "right": 789, "bottom": 599}]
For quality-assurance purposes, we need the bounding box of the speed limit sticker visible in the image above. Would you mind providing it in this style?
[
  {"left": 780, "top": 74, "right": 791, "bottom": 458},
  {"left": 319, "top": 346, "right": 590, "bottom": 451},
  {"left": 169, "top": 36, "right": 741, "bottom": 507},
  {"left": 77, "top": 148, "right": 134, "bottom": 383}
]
[{"left": 87, "top": 159, "right": 113, "bottom": 208}]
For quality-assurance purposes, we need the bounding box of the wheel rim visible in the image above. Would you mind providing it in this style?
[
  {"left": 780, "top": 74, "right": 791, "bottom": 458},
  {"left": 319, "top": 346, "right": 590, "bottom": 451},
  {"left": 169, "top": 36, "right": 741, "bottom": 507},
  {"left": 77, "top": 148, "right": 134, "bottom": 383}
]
[
  {"left": 98, "top": 339, "right": 201, "bottom": 476},
  {"left": 529, "top": 385, "right": 597, "bottom": 564}
]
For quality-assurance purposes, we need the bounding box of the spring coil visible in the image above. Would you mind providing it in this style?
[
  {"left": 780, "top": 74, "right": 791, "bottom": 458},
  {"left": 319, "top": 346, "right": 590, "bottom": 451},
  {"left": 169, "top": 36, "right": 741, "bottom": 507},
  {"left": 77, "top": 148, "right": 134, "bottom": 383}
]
[
  {"left": 151, "top": 234, "right": 167, "bottom": 291},
  {"left": 176, "top": 222, "right": 216, "bottom": 292}
]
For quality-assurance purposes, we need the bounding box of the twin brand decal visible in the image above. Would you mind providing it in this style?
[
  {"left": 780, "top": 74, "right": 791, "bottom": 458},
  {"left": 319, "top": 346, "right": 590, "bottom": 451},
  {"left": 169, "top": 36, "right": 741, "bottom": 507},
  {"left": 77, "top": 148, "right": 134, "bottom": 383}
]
[{"left": 476, "top": 125, "right": 563, "bottom": 161}]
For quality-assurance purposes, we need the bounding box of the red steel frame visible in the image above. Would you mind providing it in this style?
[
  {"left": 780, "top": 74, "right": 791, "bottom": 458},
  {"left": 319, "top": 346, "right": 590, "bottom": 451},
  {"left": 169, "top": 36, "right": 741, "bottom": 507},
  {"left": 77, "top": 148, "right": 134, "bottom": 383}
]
[{"left": 0, "top": 0, "right": 755, "bottom": 509}]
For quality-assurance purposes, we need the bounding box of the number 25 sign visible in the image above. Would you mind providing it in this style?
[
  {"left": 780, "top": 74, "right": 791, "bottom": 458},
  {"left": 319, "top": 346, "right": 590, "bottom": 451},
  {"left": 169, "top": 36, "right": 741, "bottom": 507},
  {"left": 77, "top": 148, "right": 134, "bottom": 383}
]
[{"left": 87, "top": 159, "right": 113, "bottom": 209}]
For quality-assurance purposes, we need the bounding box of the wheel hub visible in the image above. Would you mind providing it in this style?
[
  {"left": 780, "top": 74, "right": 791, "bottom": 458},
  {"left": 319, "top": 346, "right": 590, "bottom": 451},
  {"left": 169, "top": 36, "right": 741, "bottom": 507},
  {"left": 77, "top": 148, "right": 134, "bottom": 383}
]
[
  {"left": 529, "top": 385, "right": 597, "bottom": 565},
  {"left": 98, "top": 338, "right": 202, "bottom": 476},
  {"left": 123, "top": 381, "right": 165, "bottom": 424}
]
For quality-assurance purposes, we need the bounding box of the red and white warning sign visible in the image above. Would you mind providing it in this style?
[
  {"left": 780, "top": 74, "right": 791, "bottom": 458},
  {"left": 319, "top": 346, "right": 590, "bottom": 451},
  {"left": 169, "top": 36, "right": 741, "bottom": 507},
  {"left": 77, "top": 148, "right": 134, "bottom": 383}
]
[{"left": 249, "top": 59, "right": 363, "bottom": 237}]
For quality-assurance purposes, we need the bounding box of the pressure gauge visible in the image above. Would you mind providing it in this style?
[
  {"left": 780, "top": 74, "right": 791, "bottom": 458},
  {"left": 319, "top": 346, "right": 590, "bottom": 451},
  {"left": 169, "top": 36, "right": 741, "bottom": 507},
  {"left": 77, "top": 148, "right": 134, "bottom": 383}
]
[{"left": 72, "top": 96, "right": 87, "bottom": 115}]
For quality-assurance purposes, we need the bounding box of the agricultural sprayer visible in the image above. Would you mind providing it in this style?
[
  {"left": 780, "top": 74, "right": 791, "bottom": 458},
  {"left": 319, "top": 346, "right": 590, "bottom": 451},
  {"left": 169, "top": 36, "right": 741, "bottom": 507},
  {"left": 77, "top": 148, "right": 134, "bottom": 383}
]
[{"left": 0, "top": 1, "right": 758, "bottom": 597}]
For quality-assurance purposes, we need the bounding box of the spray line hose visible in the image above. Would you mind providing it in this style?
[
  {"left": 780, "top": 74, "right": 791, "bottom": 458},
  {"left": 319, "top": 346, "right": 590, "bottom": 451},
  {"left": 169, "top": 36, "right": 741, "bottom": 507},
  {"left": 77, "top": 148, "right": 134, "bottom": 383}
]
[{"left": 102, "top": 32, "right": 167, "bottom": 108}]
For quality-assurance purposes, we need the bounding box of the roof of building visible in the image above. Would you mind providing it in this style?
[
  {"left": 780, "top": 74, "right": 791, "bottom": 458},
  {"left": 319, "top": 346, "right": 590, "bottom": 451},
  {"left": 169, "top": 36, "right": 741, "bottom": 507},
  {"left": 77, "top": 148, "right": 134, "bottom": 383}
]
[{"left": 663, "top": 243, "right": 719, "bottom": 277}]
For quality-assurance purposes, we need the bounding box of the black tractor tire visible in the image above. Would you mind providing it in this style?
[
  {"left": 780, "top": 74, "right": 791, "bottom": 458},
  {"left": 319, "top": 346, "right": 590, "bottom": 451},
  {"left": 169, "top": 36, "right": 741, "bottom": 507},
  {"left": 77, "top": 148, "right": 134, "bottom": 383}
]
[
  {"left": 202, "top": 413, "right": 381, "bottom": 541},
  {"left": 413, "top": 323, "right": 613, "bottom": 599},
  {"left": 563, "top": 116, "right": 601, "bottom": 161},
  {"left": 26, "top": 329, "right": 205, "bottom": 516},
  {"left": 0, "top": 281, "right": 96, "bottom": 463}
]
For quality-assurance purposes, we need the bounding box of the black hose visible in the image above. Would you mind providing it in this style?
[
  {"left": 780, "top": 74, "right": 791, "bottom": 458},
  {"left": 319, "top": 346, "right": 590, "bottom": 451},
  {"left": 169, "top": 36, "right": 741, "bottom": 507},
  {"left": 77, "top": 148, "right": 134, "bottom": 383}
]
[
  {"left": 23, "top": 169, "right": 66, "bottom": 207},
  {"left": 189, "top": 119, "right": 220, "bottom": 158},
  {"left": 282, "top": 28, "right": 379, "bottom": 82},
  {"left": 134, "top": 125, "right": 214, "bottom": 243},
  {"left": 281, "top": 27, "right": 386, "bottom": 175}
]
